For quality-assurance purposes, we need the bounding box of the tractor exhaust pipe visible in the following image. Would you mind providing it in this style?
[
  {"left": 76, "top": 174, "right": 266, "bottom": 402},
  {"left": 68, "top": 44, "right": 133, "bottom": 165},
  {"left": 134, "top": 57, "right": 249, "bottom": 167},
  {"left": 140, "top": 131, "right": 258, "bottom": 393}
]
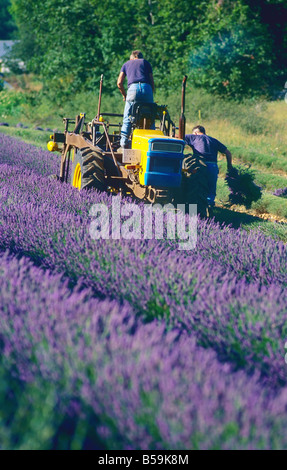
[{"left": 179, "top": 75, "right": 187, "bottom": 140}]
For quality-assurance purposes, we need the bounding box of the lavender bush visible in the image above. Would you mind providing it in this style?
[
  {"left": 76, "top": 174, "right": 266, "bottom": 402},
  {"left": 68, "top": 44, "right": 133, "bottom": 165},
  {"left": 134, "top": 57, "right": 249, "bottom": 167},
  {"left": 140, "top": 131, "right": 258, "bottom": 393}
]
[
  {"left": 273, "top": 187, "right": 287, "bottom": 198},
  {"left": 225, "top": 166, "right": 262, "bottom": 208},
  {"left": 0, "top": 164, "right": 285, "bottom": 285},
  {"left": 1, "top": 134, "right": 287, "bottom": 448},
  {"left": 0, "top": 164, "right": 286, "bottom": 387},
  {"left": 1, "top": 252, "right": 287, "bottom": 450},
  {"left": 0, "top": 132, "right": 59, "bottom": 176}
]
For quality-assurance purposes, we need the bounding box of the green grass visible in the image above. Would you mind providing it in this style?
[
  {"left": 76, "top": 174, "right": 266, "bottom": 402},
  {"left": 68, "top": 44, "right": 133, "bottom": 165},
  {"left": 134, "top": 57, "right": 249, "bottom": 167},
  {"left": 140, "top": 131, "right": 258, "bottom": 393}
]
[
  {"left": 251, "top": 193, "right": 287, "bottom": 219},
  {"left": 251, "top": 170, "right": 287, "bottom": 192},
  {"left": 245, "top": 221, "right": 287, "bottom": 243},
  {"left": 211, "top": 204, "right": 287, "bottom": 242},
  {"left": 230, "top": 146, "right": 287, "bottom": 174},
  {"left": 0, "top": 126, "right": 51, "bottom": 148},
  {"left": 216, "top": 165, "right": 287, "bottom": 222}
]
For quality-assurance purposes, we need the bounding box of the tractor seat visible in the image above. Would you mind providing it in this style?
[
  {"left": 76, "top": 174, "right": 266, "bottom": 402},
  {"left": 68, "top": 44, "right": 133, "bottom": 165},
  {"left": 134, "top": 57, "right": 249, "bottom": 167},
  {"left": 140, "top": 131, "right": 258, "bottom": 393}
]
[{"left": 129, "top": 102, "right": 158, "bottom": 129}]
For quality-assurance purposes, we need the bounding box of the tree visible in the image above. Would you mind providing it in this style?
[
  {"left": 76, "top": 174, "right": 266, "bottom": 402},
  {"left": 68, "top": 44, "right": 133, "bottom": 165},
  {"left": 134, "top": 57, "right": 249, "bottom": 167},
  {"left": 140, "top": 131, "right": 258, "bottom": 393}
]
[
  {"left": 132, "top": 0, "right": 205, "bottom": 91},
  {"left": 242, "top": 0, "right": 287, "bottom": 89},
  {"left": 188, "top": 1, "right": 274, "bottom": 98},
  {"left": 0, "top": 0, "right": 16, "bottom": 39},
  {"left": 9, "top": 0, "right": 284, "bottom": 99}
]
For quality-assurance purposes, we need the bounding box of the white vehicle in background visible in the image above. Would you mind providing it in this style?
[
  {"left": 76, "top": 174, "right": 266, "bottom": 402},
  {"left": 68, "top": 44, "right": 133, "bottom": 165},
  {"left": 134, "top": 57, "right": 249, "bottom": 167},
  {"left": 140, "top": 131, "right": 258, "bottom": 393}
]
[{"left": 0, "top": 40, "right": 25, "bottom": 75}]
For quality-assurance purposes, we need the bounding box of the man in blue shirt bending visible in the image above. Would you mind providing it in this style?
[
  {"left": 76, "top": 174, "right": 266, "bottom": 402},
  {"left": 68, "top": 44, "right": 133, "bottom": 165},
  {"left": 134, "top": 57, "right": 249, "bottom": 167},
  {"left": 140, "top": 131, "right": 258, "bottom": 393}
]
[
  {"left": 117, "top": 50, "right": 155, "bottom": 148},
  {"left": 185, "top": 125, "right": 233, "bottom": 207}
]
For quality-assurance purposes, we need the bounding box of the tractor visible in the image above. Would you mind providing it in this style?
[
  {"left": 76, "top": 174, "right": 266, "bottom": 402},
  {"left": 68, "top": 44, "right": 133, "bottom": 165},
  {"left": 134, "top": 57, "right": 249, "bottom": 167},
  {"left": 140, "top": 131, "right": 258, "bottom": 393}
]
[{"left": 47, "top": 76, "right": 209, "bottom": 214}]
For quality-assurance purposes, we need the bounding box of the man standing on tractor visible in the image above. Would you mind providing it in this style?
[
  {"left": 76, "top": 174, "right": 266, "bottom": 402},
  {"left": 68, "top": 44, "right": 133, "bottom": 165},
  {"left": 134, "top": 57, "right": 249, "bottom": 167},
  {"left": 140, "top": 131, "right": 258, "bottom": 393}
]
[
  {"left": 185, "top": 125, "right": 233, "bottom": 207},
  {"left": 117, "top": 50, "right": 155, "bottom": 149}
]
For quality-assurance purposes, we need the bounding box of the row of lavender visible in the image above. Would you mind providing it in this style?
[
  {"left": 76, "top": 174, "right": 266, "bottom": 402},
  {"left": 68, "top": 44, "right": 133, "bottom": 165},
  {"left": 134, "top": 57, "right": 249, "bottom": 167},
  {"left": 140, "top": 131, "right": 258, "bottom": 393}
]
[
  {"left": 0, "top": 162, "right": 286, "bottom": 388},
  {"left": 1, "top": 251, "right": 287, "bottom": 450},
  {"left": 1, "top": 133, "right": 287, "bottom": 449},
  {"left": 0, "top": 133, "right": 59, "bottom": 177},
  {"left": 0, "top": 132, "right": 286, "bottom": 286}
]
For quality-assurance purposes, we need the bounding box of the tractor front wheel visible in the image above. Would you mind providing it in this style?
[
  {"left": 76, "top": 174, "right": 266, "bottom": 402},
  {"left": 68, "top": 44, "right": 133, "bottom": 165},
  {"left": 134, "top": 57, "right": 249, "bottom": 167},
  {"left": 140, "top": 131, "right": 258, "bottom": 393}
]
[
  {"left": 177, "top": 154, "right": 209, "bottom": 217},
  {"left": 71, "top": 147, "right": 106, "bottom": 191}
]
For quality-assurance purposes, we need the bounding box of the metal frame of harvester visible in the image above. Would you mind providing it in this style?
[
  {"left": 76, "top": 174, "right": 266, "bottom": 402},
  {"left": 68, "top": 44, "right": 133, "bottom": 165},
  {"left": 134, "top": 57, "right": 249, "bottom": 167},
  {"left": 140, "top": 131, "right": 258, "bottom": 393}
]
[{"left": 48, "top": 75, "right": 209, "bottom": 213}]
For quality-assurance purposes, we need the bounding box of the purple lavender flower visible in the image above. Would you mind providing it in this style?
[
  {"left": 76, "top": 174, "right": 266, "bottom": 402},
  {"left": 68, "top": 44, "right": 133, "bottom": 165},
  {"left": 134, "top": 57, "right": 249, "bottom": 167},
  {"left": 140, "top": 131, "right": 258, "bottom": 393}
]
[
  {"left": 0, "top": 160, "right": 286, "bottom": 387},
  {"left": 273, "top": 187, "right": 287, "bottom": 198},
  {"left": 0, "top": 252, "right": 287, "bottom": 450},
  {"left": 1, "top": 134, "right": 287, "bottom": 449}
]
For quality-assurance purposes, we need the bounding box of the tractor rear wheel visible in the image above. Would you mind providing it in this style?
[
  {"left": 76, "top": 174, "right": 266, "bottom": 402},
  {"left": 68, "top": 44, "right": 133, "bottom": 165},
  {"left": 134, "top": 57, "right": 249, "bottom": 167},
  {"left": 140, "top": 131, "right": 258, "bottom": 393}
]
[
  {"left": 71, "top": 147, "right": 106, "bottom": 191},
  {"left": 179, "top": 154, "right": 209, "bottom": 217}
]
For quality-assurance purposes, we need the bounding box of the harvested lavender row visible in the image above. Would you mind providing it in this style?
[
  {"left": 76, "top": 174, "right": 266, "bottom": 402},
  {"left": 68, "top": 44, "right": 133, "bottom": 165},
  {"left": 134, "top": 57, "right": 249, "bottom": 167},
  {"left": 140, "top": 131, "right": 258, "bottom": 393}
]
[
  {"left": 1, "top": 251, "right": 287, "bottom": 450},
  {"left": 0, "top": 165, "right": 286, "bottom": 386}
]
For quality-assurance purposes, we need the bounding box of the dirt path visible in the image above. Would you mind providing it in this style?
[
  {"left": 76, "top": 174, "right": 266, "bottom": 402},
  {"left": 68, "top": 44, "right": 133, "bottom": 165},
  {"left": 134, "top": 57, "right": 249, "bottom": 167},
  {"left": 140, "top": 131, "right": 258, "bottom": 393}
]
[{"left": 219, "top": 203, "right": 287, "bottom": 224}]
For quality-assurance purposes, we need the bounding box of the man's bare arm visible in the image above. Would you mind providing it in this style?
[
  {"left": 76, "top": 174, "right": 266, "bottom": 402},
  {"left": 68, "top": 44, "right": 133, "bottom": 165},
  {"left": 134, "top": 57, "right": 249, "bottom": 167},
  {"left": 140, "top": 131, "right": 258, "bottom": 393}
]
[
  {"left": 117, "top": 71, "right": 126, "bottom": 100},
  {"left": 225, "top": 149, "right": 232, "bottom": 170}
]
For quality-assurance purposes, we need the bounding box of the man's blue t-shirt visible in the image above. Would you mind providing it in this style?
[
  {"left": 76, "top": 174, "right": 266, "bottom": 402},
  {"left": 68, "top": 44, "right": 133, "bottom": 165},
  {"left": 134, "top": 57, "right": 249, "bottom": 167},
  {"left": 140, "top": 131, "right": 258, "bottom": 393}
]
[
  {"left": 121, "top": 59, "right": 153, "bottom": 88},
  {"left": 185, "top": 134, "right": 227, "bottom": 163}
]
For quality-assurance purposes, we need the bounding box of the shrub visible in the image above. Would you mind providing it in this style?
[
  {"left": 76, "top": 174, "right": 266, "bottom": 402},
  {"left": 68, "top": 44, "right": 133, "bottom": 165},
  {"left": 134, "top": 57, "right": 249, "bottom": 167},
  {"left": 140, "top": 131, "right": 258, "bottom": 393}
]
[{"left": 225, "top": 166, "right": 262, "bottom": 208}]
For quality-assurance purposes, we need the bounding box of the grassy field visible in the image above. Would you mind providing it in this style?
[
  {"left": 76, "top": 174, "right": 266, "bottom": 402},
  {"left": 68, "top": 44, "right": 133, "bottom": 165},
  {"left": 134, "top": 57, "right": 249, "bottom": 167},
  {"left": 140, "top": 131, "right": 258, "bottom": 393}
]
[{"left": 1, "top": 79, "right": 287, "bottom": 240}]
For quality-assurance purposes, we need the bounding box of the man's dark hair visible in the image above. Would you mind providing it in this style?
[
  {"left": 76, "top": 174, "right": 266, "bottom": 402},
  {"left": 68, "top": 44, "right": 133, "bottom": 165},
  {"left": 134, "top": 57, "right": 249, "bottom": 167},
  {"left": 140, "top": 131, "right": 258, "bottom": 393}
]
[
  {"left": 131, "top": 50, "right": 143, "bottom": 59},
  {"left": 192, "top": 125, "right": 206, "bottom": 134}
]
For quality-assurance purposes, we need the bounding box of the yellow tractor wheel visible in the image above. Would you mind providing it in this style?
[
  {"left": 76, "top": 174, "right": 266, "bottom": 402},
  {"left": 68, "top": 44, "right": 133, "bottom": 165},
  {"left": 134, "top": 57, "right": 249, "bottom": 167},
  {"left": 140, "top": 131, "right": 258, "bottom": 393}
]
[
  {"left": 71, "top": 147, "right": 106, "bottom": 191},
  {"left": 72, "top": 162, "right": 82, "bottom": 189}
]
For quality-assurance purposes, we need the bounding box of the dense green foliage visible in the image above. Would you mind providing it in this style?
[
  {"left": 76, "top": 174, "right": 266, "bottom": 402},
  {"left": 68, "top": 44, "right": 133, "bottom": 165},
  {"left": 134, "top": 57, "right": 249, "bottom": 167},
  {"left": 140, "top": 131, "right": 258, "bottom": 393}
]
[
  {"left": 0, "top": 0, "right": 16, "bottom": 39},
  {"left": 6, "top": 0, "right": 286, "bottom": 99},
  {"left": 188, "top": 2, "right": 273, "bottom": 98},
  {"left": 243, "top": 0, "right": 287, "bottom": 75}
]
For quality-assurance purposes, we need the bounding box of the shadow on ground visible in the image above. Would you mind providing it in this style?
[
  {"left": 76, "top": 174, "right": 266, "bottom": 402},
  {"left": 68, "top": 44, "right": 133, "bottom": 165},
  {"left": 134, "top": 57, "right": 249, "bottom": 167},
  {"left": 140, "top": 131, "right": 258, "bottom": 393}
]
[{"left": 213, "top": 206, "right": 272, "bottom": 229}]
